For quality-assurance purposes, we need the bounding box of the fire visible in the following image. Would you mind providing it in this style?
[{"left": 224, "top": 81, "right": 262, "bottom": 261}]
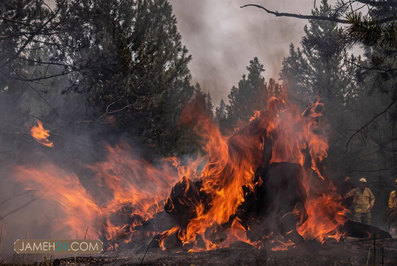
[
  {"left": 297, "top": 193, "right": 346, "bottom": 243},
  {"left": 271, "top": 238, "right": 295, "bottom": 251},
  {"left": 13, "top": 143, "right": 180, "bottom": 248},
  {"left": 169, "top": 96, "right": 276, "bottom": 250},
  {"left": 14, "top": 93, "right": 347, "bottom": 252},
  {"left": 15, "top": 164, "right": 102, "bottom": 239},
  {"left": 30, "top": 120, "right": 54, "bottom": 147},
  {"left": 163, "top": 95, "right": 346, "bottom": 250}
]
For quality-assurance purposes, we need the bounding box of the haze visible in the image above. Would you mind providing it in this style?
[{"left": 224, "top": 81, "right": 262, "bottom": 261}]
[{"left": 169, "top": 0, "right": 329, "bottom": 105}]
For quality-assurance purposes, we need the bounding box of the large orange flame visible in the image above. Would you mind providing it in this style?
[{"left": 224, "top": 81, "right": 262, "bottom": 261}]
[
  {"left": 13, "top": 143, "right": 180, "bottom": 248},
  {"left": 30, "top": 120, "right": 54, "bottom": 147},
  {"left": 162, "top": 96, "right": 346, "bottom": 250}
]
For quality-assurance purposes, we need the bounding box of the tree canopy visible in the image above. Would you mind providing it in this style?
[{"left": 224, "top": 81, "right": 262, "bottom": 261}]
[{"left": 0, "top": 0, "right": 203, "bottom": 156}]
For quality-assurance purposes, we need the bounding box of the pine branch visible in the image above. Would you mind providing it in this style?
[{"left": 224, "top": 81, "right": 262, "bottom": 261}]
[
  {"left": 346, "top": 12, "right": 397, "bottom": 47},
  {"left": 356, "top": 0, "right": 397, "bottom": 8},
  {"left": 4, "top": 6, "right": 62, "bottom": 66},
  {"left": 241, "top": 3, "right": 397, "bottom": 48}
]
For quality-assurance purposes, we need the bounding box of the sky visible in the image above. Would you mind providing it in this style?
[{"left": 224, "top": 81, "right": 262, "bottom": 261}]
[{"left": 168, "top": 0, "right": 328, "bottom": 105}]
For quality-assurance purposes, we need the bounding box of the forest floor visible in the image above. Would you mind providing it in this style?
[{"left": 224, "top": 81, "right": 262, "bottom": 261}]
[{"left": 7, "top": 237, "right": 397, "bottom": 265}]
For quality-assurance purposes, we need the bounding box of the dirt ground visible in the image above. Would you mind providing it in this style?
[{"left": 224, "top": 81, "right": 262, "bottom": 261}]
[{"left": 5, "top": 237, "right": 397, "bottom": 265}]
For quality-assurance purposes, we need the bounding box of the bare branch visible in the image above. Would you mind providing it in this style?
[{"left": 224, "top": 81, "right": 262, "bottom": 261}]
[
  {"left": 345, "top": 97, "right": 397, "bottom": 151},
  {"left": 346, "top": 58, "right": 397, "bottom": 72},
  {"left": 4, "top": 6, "right": 61, "bottom": 66},
  {"left": 345, "top": 163, "right": 397, "bottom": 173},
  {"left": 240, "top": 4, "right": 350, "bottom": 24},
  {"left": 0, "top": 190, "right": 34, "bottom": 207},
  {"left": 50, "top": 101, "right": 136, "bottom": 132},
  {"left": 0, "top": 16, "right": 33, "bottom": 27},
  {"left": 377, "top": 14, "right": 397, "bottom": 24},
  {"left": 0, "top": 69, "right": 74, "bottom": 82},
  {"left": 104, "top": 103, "right": 134, "bottom": 115},
  {"left": 241, "top": 3, "right": 397, "bottom": 24},
  {"left": 0, "top": 198, "right": 38, "bottom": 221},
  {"left": 24, "top": 82, "right": 54, "bottom": 109}
]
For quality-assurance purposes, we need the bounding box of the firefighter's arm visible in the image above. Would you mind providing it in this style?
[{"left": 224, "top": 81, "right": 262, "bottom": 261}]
[
  {"left": 369, "top": 189, "right": 375, "bottom": 209},
  {"left": 345, "top": 188, "right": 356, "bottom": 199},
  {"left": 389, "top": 191, "right": 396, "bottom": 209}
]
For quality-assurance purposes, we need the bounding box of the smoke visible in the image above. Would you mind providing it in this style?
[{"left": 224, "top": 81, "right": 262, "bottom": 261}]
[
  {"left": 169, "top": 0, "right": 338, "bottom": 105},
  {"left": 169, "top": 0, "right": 312, "bottom": 105}
]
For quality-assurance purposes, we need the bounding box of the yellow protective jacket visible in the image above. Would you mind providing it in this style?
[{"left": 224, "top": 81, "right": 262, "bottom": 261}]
[
  {"left": 346, "top": 187, "right": 375, "bottom": 213},
  {"left": 389, "top": 190, "right": 397, "bottom": 209}
]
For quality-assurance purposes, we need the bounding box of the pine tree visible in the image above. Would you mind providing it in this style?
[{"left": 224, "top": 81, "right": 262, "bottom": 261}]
[
  {"left": 215, "top": 100, "right": 227, "bottom": 122},
  {"left": 0, "top": 0, "right": 200, "bottom": 156},
  {"left": 225, "top": 57, "right": 268, "bottom": 127},
  {"left": 280, "top": 0, "right": 358, "bottom": 107},
  {"left": 61, "top": 0, "right": 195, "bottom": 155}
]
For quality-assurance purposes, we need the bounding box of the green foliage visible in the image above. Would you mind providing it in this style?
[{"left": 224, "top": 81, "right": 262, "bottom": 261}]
[
  {"left": 0, "top": 0, "right": 51, "bottom": 87},
  {"left": 64, "top": 0, "right": 198, "bottom": 156},
  {"left": 347, "top": 12, "right": 397, "bottom": 48},
  {"left": 218, "top": 57, "right": 270, "bottom": 130},
  {"left": 216, "top": 57, "right": 283, "bottom": 133},
  {"left": 215, "top": 99, "right": 227, "bottom": 125},
  {"left": 0, "top": 0, "right": 202, "bottom": 156},
  {"left": 281, "top": 0, "right": 358, "bottom": 107}
]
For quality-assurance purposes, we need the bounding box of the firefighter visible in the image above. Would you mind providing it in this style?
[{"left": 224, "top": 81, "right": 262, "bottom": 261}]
[
  {"left": 345, "top": 177, "right": 375, "bottom": 224},
  {"left": 387, "top": 179, "right": 397, "bottom": 237}
]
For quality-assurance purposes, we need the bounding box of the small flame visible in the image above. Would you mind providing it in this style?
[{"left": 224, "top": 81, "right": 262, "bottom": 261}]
[
  {"left": 30, "top": 120, "right": 54, "bottom": 147},
  {"left": 271, "top": 238, "right": 296, "bottom": 251}
]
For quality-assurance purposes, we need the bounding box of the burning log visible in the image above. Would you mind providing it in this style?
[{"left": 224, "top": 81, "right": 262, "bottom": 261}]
[
  {"left": 99, "top": 204, "right": 146, "bottom": 249},
  {"left": 262, "top": 162, "right": 307, "bottom": 235},
  {"left": 164, "top": 177, "right": 210, "bottom": 227}
]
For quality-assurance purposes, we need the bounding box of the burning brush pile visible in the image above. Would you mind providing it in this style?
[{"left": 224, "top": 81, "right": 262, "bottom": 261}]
[{"left": 16, "top": 96, "right": 349, "bottom": 254}]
